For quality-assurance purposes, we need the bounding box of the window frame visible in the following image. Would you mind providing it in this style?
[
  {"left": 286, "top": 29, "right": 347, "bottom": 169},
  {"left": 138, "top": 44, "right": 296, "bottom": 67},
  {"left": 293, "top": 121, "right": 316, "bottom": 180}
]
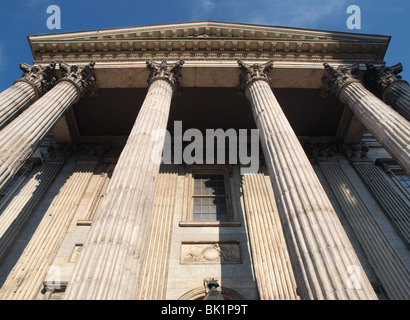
[
  {"left": 393, "top": 172, "right": 410, "bottom": 194},
  {"left": 380, "top": 161, "right": 410, "bottom": 202},
  {"left": 180, "top": 165, "right": 241, "bottom": 227}
]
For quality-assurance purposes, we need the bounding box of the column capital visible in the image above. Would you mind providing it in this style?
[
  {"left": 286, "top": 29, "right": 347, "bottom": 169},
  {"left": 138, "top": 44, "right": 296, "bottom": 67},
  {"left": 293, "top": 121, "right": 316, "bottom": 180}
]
[
  {"left": 342, "top": 143, "right": 371, "bottom": 162},
  {"left": 320, "top": 63, "right": 361, "bottom": 99},
  {"left": 14, "top": 62, "right": 57, "bottom": 99},
  {"left": 237, "top": 59, "right": 274, "bottom": 94},
  {"left": 304, "top": 142, "right": 339, "bottom": 163},
  {"left": 58, "top": 61, "right": 98, "bottom": 102},
  {"left": 363, "top": 63, "right": 409, "bottom": 103},
  {"left": 146, "top": 59, "right": 184, "bottom": 93}
]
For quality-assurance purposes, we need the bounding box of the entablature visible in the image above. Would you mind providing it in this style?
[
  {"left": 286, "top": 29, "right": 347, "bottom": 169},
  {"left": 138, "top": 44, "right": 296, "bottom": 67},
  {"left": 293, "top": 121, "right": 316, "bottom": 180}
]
[
  {"left": 27, "top": 22, "right": 389, "bottom": 89},
  {"left": 28, "top": 21, "right": 389, "bottom": 63}
]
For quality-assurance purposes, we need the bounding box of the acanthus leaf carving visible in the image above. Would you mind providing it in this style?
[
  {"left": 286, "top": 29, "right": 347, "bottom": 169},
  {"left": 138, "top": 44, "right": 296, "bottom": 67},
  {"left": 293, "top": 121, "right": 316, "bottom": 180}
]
[
  {"left": 58, "top": 61, "right": 98, "bottom": 100},
  {"left": 363, "top": 63, "right": 409, "bottom": 103},
  {"left": 237, "top": 59, "right": 274, "bottom": 93},
  {"left": 14, "top": 62, "right": 58, "bottom": 99},
  {"left": 146, "top": 59, "right": 185, "bottom": 93},
  {"left": 342, "top": 143, "right": 371, "bottom": 162},
  {"left": 304, "top": 142, "right": 339, "bottom": 163},
  {"left": 320, "top": 62, "right": 360, "bottom": 99}
]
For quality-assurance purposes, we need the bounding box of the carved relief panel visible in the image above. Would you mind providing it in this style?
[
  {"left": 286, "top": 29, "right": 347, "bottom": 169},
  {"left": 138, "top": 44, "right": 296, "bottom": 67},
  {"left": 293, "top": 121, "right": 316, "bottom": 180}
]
[{"left": 180, "top": 242, "right": 241, "bottom": 264}]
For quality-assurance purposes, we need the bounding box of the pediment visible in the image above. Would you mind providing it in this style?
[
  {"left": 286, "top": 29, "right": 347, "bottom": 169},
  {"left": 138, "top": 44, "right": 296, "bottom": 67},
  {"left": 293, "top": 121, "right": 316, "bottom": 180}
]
[{"left": 28, "top": 21, "right": 390, "bottom": 62}]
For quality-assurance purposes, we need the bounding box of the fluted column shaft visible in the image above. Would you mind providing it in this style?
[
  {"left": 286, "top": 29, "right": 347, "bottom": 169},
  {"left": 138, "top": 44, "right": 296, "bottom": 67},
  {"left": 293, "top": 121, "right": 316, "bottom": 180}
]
[
  {"left": 322, "top": 63, "right": 410, "bottom": 176},
  {"left": 364, "top": 63, "right": 410, "bottom": 120},
  {"left": 341, "top": 82, "right": 410, "bottom": 174},
  {"left": 64, "top": 60, "right": 184, "bottom": 300},
  {"left": 0, "top": 63, "right": 57, "bottom": 130},
  {"left": 344, "top": 144, "right": 410, "bottom": 246},
  {"left": 238, "top": 60, "right": 377, "bottom": 300},
  {"left": 0, "top": 82, "right": 37, "bottom": 130},
  {"left": 384, "top": 82, "right": 410, "bottom": 120},
  {"left": 0, "top": 62, "right": 96, "bottom": 194}
]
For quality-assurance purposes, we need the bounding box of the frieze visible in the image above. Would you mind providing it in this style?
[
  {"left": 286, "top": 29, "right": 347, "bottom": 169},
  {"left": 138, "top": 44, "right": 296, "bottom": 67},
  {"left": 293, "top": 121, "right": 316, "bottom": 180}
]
[{"left": 33, "top": 51, "right": 384, "bottom": 65}]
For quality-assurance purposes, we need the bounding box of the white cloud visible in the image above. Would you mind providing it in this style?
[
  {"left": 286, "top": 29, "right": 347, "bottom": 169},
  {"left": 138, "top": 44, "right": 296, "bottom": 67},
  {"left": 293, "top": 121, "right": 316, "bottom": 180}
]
[
  {"left": 201, "top": 0, "right": 215, "bottom": 10},
  {"left": 189, "top": 0, "right": 217, "bottom": 20}
]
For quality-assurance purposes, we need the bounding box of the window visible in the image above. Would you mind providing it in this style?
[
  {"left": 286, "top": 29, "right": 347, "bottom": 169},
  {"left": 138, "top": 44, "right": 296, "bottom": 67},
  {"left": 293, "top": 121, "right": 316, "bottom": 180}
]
[
  {"left": 180, "top": 166, "right": 240, "bottom": 227},
  {"left": 380, "top": 161, "right": 410, "bottom": 199},
  {"left": 193, "top": 174, "right": 228, "bottom": 222},
  {"left": 394, "top": 173, "right": 410, "bottom": 194}
]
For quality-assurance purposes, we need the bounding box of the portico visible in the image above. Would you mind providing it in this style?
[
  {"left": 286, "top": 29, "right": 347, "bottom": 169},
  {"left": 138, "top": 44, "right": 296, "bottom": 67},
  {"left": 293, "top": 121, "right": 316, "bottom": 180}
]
[{"left": 0, "top": 21, "right": 409, "bottom": 300}]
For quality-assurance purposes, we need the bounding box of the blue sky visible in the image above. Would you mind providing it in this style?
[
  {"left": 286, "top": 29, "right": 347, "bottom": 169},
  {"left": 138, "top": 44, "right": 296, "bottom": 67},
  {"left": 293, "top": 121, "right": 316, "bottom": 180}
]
[{"left": 0, "top": 0, "right": 409, "bottom": 91}]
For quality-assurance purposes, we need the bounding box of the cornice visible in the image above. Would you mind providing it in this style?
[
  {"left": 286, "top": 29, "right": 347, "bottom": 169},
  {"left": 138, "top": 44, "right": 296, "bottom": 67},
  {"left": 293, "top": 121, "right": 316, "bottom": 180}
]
[
  {"left": 28, "top": 21, "right": 390, "bottom": 42},
  {"left": 28, "top": 21, "right": 390, "bottom": 63}
]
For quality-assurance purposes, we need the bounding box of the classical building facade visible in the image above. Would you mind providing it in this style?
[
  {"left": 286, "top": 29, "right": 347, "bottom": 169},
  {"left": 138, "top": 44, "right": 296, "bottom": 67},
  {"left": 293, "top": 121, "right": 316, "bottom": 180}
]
[{"left": 0, "top": 21, "right": 409, "bottom": 300}]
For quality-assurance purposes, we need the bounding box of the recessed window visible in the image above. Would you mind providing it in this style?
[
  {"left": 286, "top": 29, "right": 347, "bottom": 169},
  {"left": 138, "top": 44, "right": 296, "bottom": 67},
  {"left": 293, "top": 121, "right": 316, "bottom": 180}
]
[
  {"left": 393, "top": 172, "right": 410, "bottom": 194},
  {"left": 193, "top": 174, "right": 227, "bottom": 222},
  {"left": 180, "top": 166, "right": 240, "bottom": 227}
]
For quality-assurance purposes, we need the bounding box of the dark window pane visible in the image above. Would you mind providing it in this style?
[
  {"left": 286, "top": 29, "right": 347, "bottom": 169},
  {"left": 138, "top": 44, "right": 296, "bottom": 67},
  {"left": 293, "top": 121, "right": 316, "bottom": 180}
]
[
  {"left": 192, "top": 172, "right": 229, "bottom": 222},
  {"left": 395, "top": 173, "right": 410, "bottom": 193}
]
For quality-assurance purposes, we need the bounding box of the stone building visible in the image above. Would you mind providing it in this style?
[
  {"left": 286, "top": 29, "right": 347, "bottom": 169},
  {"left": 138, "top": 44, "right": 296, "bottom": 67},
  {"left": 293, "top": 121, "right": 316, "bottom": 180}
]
[{"left": 0, "top": 21, "right": 409, "bottom": 300}]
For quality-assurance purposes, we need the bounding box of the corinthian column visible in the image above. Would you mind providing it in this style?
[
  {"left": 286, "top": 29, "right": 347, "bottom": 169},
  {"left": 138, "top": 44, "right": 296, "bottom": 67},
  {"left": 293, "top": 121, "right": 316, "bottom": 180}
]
[
  {"left": 0, "top": 61, "right": 97, "bottom": 193},
  {"left": 64, "top": 59, "right": 184, "bottom": 300},
  {"left": 322, "top": 63, "right": 410, "bottom": 176},
  {"left": 237, "top": 60, "right": 377, "bottom": 300},
  {"left": 0, "top": 63, "right": 57, "bottom": 130},
  {"left": 363, "top": 63, "right": 410, "bottom": 120}
]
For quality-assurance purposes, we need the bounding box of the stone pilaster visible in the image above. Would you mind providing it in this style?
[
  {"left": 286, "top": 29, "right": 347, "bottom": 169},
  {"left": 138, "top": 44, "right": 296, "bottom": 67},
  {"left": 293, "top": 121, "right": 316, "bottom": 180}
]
[
  {"left": 0, "top": 62, "right": 96, "bottom": 194},
  {"left": 308, "top": 143, "right": 410, "bottom": 300},
  {"left": 343, "top": 144, "right": 410, "bottom": 247},
  {"left": 238, "top": 60, "right": 377, "bottom": 300},
  {"left": 0, "top": 161, "right": 63, "bottom": 263},
  {"left": 64, "top": 60, "right": 184, "bottom": 300},
  {"left": 0, "top": 63, "right": 57, "bottom": 130},
  {"left": 241, "top": 172, "right": 298, "bottom": 300},
  {"left": 136, "top": 164, "right": 179, "bottom": 300},
  {"left": 0, "top": 161, "right": 97, "bottom": 300},
  {"left": 363, "top": 63, "right": 410, "bottom": 120},
  {"left": 321, "top": 63, "right": 410, "bottom": 176}
]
